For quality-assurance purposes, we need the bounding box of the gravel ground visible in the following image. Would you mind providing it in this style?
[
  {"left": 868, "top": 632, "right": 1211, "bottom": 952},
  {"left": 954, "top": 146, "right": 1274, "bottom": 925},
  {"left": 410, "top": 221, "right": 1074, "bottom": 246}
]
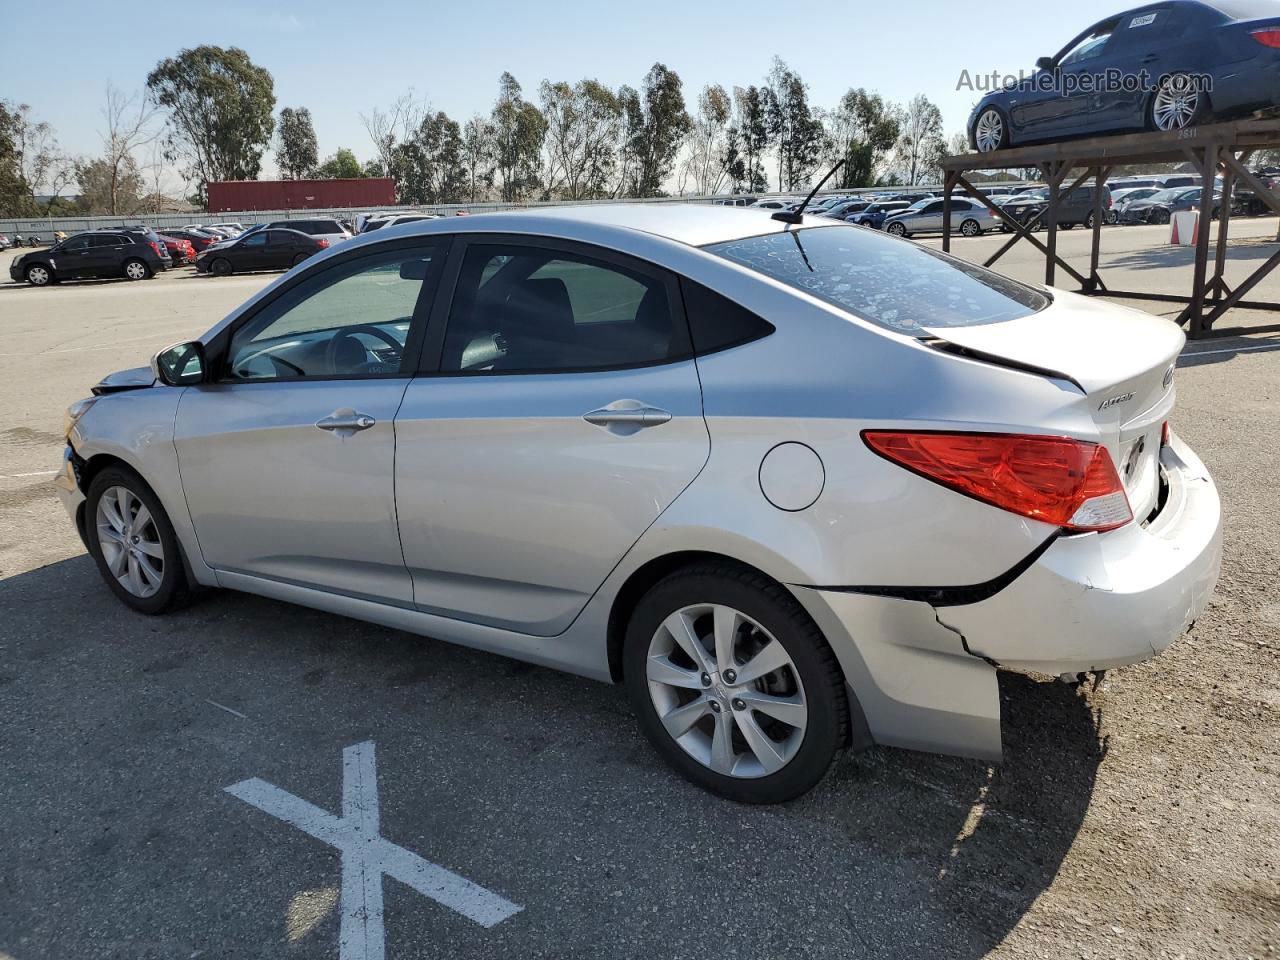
[{"left": 0, "top": 220, "right": 1277, "bottom": 959}]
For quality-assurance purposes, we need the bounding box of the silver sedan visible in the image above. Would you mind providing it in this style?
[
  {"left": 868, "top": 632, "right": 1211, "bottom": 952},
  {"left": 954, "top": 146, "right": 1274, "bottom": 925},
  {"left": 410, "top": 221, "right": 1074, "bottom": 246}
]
[
  {"left": 54, "top": 205, "right": 1221, "bottom": 803},
  {"left": 883, "top": 196, "right": 1001, "bottom": 237}
]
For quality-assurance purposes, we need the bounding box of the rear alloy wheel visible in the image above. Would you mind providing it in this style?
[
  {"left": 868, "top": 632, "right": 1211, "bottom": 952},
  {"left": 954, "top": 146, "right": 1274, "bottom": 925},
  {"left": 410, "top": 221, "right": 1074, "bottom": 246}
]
[
  {"left": 210, "top": 258, "right": 232, "bottom": 277},
  {"left": 1149, "top": 74, "right": 1209, "bottom": 132},
  {"left": 960, "top": 218, "right": 982, "bottom": 237},
  {"left": 123, "top": 258, "right": 150, "bottom": 281},
  {"left": 886, "top": 221, "right": 907, "bottom": 237},
  {"left": 972, "top": 107, "right": 1008, "bottom": 153},
  {"left": 87, "top": 467, "right": 190, "bottom": 614},
  {"left": 624, "top": 565, "right": 848, "bottom": 803},
  {"left": 25, "top": 264, "right": 51, "bottom": 286}
]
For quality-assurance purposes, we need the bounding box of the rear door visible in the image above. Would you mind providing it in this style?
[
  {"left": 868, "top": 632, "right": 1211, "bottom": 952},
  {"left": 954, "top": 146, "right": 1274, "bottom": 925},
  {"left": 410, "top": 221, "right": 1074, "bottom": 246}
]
[
  {"left": 263, "top": 230, "right": 301, "bottom": 269},
  {"left": 394, "top": 236, "right": 710, "bottom": 635}
]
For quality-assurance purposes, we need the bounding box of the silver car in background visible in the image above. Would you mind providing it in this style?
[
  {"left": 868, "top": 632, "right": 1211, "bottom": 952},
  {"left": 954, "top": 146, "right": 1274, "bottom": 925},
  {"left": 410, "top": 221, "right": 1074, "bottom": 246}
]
[
  {"left": 883, "top": 196, "right": 1000, "bottom": 237},
  {"left": 54, "top": 205, "right": 1221, "bottom": 803}
]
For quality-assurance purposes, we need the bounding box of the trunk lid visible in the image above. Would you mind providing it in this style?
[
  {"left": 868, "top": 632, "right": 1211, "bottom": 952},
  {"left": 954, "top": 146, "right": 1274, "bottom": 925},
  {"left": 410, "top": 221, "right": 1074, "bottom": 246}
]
[{"left": 924, "top": 289, "right": 1182, "bottom": 524}]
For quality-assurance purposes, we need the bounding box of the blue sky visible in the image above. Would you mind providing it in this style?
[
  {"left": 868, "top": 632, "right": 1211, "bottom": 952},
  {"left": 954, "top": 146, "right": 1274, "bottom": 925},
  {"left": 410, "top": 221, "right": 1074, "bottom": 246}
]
[{"left": 1, "top": 0, "right": 1132, "bottom": 188}]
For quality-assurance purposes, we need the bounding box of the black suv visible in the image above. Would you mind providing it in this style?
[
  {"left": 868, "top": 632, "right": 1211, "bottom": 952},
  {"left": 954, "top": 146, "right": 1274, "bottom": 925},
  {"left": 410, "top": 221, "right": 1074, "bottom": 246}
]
[
  {"left": 10, "top": 231, "right": 170, "bottom": 286},
  {"left": 1000, "top": 184, "right": 1112, "bottom": 231}
]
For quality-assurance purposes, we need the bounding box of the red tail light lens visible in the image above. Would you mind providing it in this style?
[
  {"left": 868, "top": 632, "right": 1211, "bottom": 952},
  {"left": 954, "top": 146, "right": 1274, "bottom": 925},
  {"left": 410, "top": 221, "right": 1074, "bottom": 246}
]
[
  {"left": 1251, "top": 27, "right": 1280, "bottom": 46},
  {"left": 862, "top": 431, "right": 1133, "bottom": 532},
  {"left": 1161, "top": 420, "right": 1171, "bottom": 447},
  {"left": 148, "top": 241, "right": 163, "bottom": 256},
  {"left": 317, "top": 238, "right": 329, "bottom": 248}
]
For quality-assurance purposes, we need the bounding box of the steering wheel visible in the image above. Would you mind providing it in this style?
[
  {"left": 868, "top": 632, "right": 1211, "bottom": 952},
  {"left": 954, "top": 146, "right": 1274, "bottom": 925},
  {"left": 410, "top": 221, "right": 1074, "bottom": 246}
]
[{"left": 324, "top": 323, "right": 406, "bottom": 374}]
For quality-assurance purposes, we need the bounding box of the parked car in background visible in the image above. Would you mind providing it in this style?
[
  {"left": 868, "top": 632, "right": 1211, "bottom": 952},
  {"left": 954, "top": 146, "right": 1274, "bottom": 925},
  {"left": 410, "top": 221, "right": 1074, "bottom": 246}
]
[
  {"left": 883, "top": 196, "right": 1001, "bottom": 237},
  {"left": 970, "top": 1, "right": 1280, "bottom": 152},
  {"left": 157, "top": 235, "right": 197, "bottom": 265},
  {"left": 1108, "top": 186, "right": 1163, "bottom": 221},
  {"left": 1118, "top": 186, "right": 1221, "bottom": 223},
  {"left": 209, "top": 222, "right": 245, "bottom": 235},
  {"left": 1000, "top": 184, "right": 1113, "bottom": 230},
  {"left": 1231, "top": 186, "right": 1271, "bottom": 216},
  {"left": 360, "top": 213, "right": 441, "bottom": 233},
  {"left": 9, "top": 231, "right": 169, "bottom": 286},
  {"left": 59, "top": 205, "right": 1220, "bottom": 803},
  {"left": 195, "top": 228, "right": 327, "bottom": 276},
  {"left": 161, "top": 229, "right": 222, "bottom": 253},
  {"left": 821, "top": 199, "right": 872, "bottom": 219},
  {"left": 239, "top": 218, "right": 351, "bottom": 246},
  {"left": 750, "top": 198, "right": 794, "bottom": 210},
  {"left": 0, "top": 235, "right": 10, "bottom": 250},
  {"left": 847, "top": 200, "right": 912, "bottom": 228}
]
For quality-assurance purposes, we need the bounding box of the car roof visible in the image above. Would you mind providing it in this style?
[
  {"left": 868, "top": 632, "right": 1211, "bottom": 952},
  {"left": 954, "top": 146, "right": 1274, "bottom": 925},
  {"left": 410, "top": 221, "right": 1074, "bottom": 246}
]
[{"left": 409, "top": 203, "right": 841, "bottom": 248}]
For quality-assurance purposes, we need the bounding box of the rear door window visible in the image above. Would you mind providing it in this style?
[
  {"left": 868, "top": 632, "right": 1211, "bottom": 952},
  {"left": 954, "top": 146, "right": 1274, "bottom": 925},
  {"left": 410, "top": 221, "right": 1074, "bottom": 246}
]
[
  {"left": 439, "top": 243, "right": 688, "bottom": 373},
  {"left": 705, "top": 225, "right": 1048, "bottom": 335}
]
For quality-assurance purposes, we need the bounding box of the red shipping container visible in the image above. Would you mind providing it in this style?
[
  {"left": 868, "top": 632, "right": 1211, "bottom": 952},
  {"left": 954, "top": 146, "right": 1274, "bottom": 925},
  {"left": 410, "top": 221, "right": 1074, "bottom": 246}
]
[{"left": 207, "top": 178, "right": 396, "bottom": 212}]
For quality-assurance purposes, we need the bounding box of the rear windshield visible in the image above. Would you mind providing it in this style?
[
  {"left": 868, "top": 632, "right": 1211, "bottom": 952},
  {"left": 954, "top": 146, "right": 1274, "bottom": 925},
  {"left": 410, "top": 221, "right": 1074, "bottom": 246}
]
[{"left": 704, "top": 225, "right": 1049, "bottom": 335}]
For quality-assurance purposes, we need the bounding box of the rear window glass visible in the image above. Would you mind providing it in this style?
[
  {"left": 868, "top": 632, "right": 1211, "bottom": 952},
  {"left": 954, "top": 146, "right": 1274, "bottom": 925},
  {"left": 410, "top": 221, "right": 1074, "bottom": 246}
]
[{"left": 704, "top": 226, "right": 1048, "bottom": 335}]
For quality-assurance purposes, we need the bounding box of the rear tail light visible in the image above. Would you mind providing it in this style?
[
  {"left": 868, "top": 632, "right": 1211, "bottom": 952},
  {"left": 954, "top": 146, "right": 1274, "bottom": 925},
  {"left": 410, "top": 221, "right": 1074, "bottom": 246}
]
[
  {"left": 317, "top": 238, "right": 329, "bottom": 248},
  {"left": 1161, "top": 420, "right": 1171, "bottom": 447},
  {"left": 148, "top": 241, "right": 163, "bottom": 256},
  {"left": 1251, "top": 27, "right": 1280, "bottom": 47},
  {"left": 862, "top": 430, "right": 1133, "bottom": 533}
]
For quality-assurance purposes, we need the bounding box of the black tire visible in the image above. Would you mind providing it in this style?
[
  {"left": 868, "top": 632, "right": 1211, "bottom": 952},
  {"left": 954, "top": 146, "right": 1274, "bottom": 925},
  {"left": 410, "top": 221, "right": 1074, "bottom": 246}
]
[
  {"left": 886, "top": 221, "right": 907, "bottom": 237},
  {"left": 959, "top": 218, "right": 982, "bottom": 237},
  {"left": 1152, "top": 208, "right": 1171, "bottom": 225},
  {"left": 623, "top": 563, "right": 849, "bottom": 804},
  {"left": 1060, "top": 222, "right": 1076, "bottom": 230},
  {"left": 122, "top": 258, "right": 151, "bottom": 281},
  {"left": 210, "top": 257, "right": 232, "bottom": 277},
  {"left": 24, "top": 263, "right": 52, "bottom": 286},
  {"left": 85, "top": 466, "right": 191, "bottom": 614}
]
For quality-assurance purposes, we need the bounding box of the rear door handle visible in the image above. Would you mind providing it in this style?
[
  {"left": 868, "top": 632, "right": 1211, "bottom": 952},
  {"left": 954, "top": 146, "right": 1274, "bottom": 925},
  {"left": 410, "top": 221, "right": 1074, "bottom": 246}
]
[
  {"left": 316, "top": 409, "right": 377, "bottom": 437},
  {"left": 583, "top": 400, "right": 672, "bottom": 435}
]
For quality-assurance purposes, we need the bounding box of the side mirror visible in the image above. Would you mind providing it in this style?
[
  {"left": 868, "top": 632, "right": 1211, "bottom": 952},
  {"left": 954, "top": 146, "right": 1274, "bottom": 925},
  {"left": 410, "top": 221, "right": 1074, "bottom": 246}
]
[
  {"left": 1035, "top": 56, "right": 1055, "bottom": 71},
  {"left": 152, "top": 340, "right": 206, "bottom": 386}
]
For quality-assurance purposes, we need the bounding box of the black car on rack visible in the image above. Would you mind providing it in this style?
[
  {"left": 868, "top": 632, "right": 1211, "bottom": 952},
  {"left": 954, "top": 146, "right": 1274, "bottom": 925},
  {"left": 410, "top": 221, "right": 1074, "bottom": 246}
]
[{"left": 9, "top": 231, "right": 170, "bottom": 286}]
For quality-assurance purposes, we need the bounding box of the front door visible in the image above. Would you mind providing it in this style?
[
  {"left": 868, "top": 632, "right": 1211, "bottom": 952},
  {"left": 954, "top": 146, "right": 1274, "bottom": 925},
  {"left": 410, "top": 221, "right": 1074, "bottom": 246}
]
[
  {"left": 174, "top": 241, "right": 442, "bottom": 604},
  {"left": 395, "top": 238, "right": 710, "bottom": 635},
  {"left": 53, "top": 235, "right": 95, "bottom": 278}
]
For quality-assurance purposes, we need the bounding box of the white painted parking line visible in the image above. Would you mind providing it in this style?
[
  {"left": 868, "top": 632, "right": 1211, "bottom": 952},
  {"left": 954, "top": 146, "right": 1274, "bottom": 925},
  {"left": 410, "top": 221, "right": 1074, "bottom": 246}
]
[
  {"left": 3, "top": 470, "right": 58, "bottom": 478},
  {"left": 225, "top": 741, "right": 521, "bottom": 960}
]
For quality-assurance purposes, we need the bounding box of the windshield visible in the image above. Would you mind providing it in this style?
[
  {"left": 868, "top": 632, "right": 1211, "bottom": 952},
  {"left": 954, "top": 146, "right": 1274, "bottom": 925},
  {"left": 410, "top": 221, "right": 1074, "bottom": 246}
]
[{"left": 705, "top": 226, "right": 1048, "bottom": 335}]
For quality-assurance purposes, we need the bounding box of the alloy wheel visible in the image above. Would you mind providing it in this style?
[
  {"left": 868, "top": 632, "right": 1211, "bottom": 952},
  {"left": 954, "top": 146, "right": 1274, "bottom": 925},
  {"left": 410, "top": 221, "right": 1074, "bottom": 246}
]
[
  {"left": 1152, "top": 77, "right": 1200, "bottom": 131},
  {"left": 974, "top": 109, "right": 1004, "bottom": 153},
  {"left": 646, "top": 603, "right": 807, "bottom": 778},
  {"left": 961, "top": 219, "right": 981, "bottom": 237},
  {"left": 96, "top": 485, "right": 164, "bottom": 599}
]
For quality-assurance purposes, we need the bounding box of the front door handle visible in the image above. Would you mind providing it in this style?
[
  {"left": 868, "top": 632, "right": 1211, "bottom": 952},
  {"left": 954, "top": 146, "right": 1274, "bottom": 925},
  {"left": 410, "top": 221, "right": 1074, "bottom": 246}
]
[
  {"left": 316, "top": 408, "right": 377, "bottom": 438},
  {"left": 583, "top": 400, "right": 672, "bottom": 435}
]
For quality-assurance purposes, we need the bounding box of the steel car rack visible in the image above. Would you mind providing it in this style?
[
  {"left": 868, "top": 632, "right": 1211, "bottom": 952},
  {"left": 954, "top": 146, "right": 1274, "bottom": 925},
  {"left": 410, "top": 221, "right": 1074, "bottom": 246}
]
[{"left": 940, "top": 118, "right": 1280, "bottom": 339}]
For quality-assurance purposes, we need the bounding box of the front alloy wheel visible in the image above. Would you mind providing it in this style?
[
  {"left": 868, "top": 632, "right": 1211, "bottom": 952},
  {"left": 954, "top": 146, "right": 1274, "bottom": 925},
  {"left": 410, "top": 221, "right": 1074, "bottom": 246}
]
[
  {"left": 973, "top": 107, "right": 1006, "bottom": 153},
  {"left": 96, "top": 485, "right": 165, "bottom": 599},
  {"left": 86, "top": 466, "right": 190, "bottom": 614}
]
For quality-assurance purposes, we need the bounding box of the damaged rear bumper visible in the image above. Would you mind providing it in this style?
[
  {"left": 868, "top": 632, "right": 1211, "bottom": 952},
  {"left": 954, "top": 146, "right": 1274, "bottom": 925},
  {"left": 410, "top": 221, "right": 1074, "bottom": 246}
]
[
  {"left": 790, "top": 431, "right": 1220, "bottom": 764},
  {"left": 935, "top": 431, "right": 1221, "bottom": 676}
]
